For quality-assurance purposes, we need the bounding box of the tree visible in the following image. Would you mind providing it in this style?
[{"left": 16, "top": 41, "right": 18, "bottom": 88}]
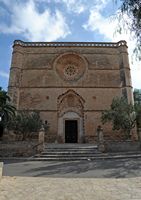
[
  {"left": 7, "top": 111, "right": 44, "bottom": 140},
  {"left": 134, "top": 89, "right": 141, "bottom": 128},
  {"left": 101, "top": 97, "right": 136, "bottom": 139},
  {"left": 134, "top": 89, "right": 141, "bottom": 104},
  {"left": 116, "top": 0, "right": 141, "bottom": 59},
  {"left": 0, "top": 87, "right": 16, "bottom": 126}
]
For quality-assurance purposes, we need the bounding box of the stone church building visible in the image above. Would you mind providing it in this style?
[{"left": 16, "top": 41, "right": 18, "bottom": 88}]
[{"left": 8, "top": 40, "right": 133, "bottom": 143}]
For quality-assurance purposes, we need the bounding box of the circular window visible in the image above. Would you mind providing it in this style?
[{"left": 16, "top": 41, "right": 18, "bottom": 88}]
[
  {"left": 54, "top": 53, "right": 87, "bottom": 82},
  {"left": 64, "top": 65, "right": 78, "bottom": 77}
]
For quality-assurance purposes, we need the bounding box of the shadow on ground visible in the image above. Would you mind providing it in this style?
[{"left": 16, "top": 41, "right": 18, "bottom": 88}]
[{"left": 2, "top": 158, "right": 141, "bottom": 178}]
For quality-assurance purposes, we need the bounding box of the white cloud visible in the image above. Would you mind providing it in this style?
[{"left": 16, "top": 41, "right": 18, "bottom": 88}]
[
  {"left": 0, "top": 0, "right": 70, "bottom": 41},
  {"left": 34, "top": 0, "right": 100, "bottom": 14},
  {"left": 58, "top": 0, "right": 110, "bottom": 14},
  {"left": 83, "top": 5, "right": 141, "bottom": 89},
  {"left": 0, "top": 70, "right": 9, "bottom": 79},
  {"left": 60, "top": 0, "right": 86, "bottom": 14}
]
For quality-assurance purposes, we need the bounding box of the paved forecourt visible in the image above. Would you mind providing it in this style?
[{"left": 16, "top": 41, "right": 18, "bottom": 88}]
[
  {"left": 0, "top": 176, "right": 141, "bottom": 200},
  {"left": 2, "top": 158, "right": 141, "bottom": 178}
]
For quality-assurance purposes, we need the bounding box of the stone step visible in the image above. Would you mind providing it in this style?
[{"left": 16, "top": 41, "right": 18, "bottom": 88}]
[
  {"left": 36, "top": 153, "right": 101, "bottom": 157},
  {"left": 41, "top": 152, "right": 100, "bottom": 155},
  {"left": 40, "top": 151, "right": 141, "bottom": 156},
  {"left": 42, "top": 149, "right": 99, "bottom": 152},
  {"left": 44, "top": 147, "right": 98, "bottom": 150},
  {"left": 32, "top": 153, "right": 141, "bottom": 161},
  {"left": 44, "top": 144, "right": 98, "bottom": 148},
  {"left": 33, "top": 157, "right": 98, "bottom": 161},
  {"left": 41, "top": 150, "right": 141, "bottom": 156},
  {"left": 45, "top": 143, "right": 97, "bottom": 148},
  {"left": 34, "top": 143, "right": 100, "bottom": 161}
]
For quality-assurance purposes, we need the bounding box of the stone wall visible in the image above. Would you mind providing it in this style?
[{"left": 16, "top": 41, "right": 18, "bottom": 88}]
[
  {"left": 8, "top": 40, "right": 133, "bottom": 143},
  {"left": 105, "top": 141, "right": 141, "bottom": 152},
  {"left": 0, "top": 141, "right": 38, "bottom": 157}
]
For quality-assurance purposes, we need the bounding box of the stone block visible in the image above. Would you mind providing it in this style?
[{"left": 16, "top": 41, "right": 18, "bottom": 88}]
[{"left": 0, "top": 162, "right": 3, "bottom": 179}]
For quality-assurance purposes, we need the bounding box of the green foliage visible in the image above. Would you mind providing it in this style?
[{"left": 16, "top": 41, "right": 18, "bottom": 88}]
[
  {"left": 134, "top": 89, "right": 141, "bottom": 104},
  {"left": 115, "top": 0, "right": 141, "bottom": 60},
  {"left": 0, "top": 87, "right": 16, "bottom": 126},
  {"left": 7, "top": 111, "right": 43, "bottom": 140},
  {"left": 101, "top": 97, "right": 136, "bottom": 138},
  {"left": 121, "top": 0, "right": 141, "bottom": 36},
  {"left": 134, "top": 89, "right": 141, "bottom": 128}
]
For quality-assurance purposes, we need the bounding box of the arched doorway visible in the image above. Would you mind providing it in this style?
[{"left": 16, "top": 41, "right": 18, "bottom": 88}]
[
  {"left": 57, "top": 90, "right": 85, "bottom": 143},
  {"left": 58, "top": 111, "right": 84, "bottom": 143}
]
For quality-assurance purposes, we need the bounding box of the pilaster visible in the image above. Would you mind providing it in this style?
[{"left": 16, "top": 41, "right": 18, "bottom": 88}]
[
  {"left": 8, "top": 43, "right": 24, "bottom": 109},
  {"left": 118, "top": 41, "right": 134, "bottom": 103}
]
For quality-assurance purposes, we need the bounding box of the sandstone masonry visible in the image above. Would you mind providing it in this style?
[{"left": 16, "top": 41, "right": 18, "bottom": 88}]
[{"left": 8, "top": 40, "right": 133, "bottom": 143}]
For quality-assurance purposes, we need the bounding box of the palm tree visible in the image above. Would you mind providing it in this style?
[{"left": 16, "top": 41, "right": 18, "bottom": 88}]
[{"left": 0, "top": 87, "right": 16, "bottom": 125}]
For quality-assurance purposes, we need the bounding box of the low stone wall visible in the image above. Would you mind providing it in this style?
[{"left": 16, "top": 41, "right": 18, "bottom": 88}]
[
  {"left": 105, "top": 141, "right": 141, "bottom": 152},
  {"left": 84, "top": 136, "right": 97, "bottom": 144},
  {"left": 2, "top": 131, "right": 39, "bottom": 141},
  {"left": 2, "top": 130, "right": 54, "bottom": 143},
  {"left": 0, "top": 141, "right": 38, "bottom": 157},
  {"left": 45, "top": 134, "right": 57, "bottom": 143}
]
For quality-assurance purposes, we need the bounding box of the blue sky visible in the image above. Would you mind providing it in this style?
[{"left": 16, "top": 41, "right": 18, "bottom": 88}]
[{"left": 0, "top": 0, "right": 140, "bottom": 90}]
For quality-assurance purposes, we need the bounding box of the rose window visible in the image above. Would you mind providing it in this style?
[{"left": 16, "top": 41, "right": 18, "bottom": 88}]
[
  {"left": 64, "top": 65, "right": 78, "bottom": 77},
  {"left": 54, "top": 53, "right": 87, "bottom": 81}
]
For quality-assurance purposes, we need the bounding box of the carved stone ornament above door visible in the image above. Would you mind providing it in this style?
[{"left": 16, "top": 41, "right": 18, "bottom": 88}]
[{"left": 57, "top": 90, "right": 85, "bottom": 117}]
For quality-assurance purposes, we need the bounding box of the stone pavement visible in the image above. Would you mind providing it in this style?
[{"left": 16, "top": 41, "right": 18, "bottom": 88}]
[
  {"left": 2, "top": 158, "right": 141, "bottom": 178},
  {"left": 0, "top": 176, "right": 141, "bottom": 200}
]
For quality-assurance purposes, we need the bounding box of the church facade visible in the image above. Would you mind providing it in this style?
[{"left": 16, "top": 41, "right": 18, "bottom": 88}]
[{"left": 8, "top": 40, "right": 133, "bottom": 143}]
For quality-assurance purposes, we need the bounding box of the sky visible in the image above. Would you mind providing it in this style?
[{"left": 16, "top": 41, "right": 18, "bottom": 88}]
[{"left": 0, "top": 0, "right": 140, "bottom": 90}]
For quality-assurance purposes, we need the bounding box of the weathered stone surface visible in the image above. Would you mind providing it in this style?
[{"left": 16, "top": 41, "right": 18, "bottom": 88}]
[
  {"left": 105, "top": 141, "right": 141, "bottom": 152},
  {"left": 2, "top": 131, "right": 16, "bottom": 142},
  {"left": 0, "top": 162, "right": 3, "bottom": 179},
  {"left": 8, "top": 41, "right": 133, "bottom": 143},
  {"left": 1, "top": 176, "right": 141, "bottom": 199},
  {"left": 0, "top": 141, "right": 37, "bottom": 157},
  {"left": 37, "top": 127, "right": 45, "bottom": 153}
]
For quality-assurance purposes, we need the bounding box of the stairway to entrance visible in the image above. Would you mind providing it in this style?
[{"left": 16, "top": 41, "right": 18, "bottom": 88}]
[{"left": 34, "top": 143, "right": 102, "bottom": 161}]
